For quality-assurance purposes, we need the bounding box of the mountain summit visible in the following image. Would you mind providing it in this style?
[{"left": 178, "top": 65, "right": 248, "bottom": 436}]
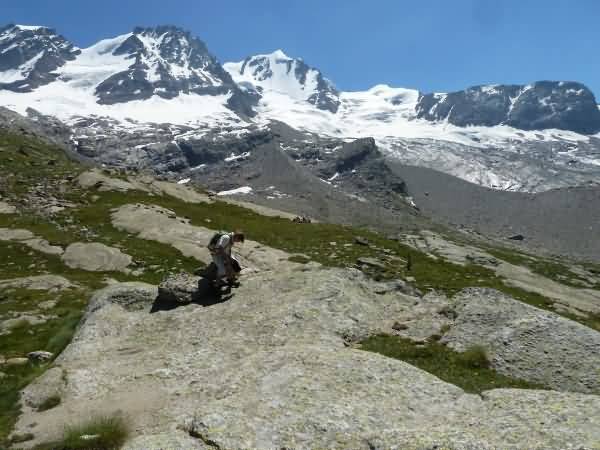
[
  {"left": 94, "top": 25, "right": 254, "bottom": 114},
  {"left": 0, "top": 24, "right": 257, "bottom": 117},
  {"left": 224, "top": 50, "right": 340, "bottom": 112}
]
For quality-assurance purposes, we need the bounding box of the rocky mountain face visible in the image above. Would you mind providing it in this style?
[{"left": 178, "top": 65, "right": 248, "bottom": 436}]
[
  {"left": 224, "top": 50, "right": 340, "bottom": 112},
  {"left": 1, "top": 23, "right": 600, "bottom": 196},
  {"left": 94, "top": 26, "right": 257, "bottom": 115},
  {"left": 0, "top": 24, "right": 80, "bottom": 91},
  {"left": 416, "top": 81, "right": 600, "bottom": 134}
]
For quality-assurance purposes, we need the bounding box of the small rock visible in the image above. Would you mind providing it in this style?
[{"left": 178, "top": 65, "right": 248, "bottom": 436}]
[
  {"left": 392, "top": 321, "right": 409, "bottom": 331},
  {"left": 80, "top": 434, "right": 101, "bottom": 441},
  {"left": 374, "top": 279, "right": 423, "bottom": 297},
  {"left": 38, "top": 300, "right": 57, "bottom": 311},
  {"left": 466, "top": 254, "right": 500, "bottom": 266},
  {"left": 10, "top": 432, "right": 34, "bottom": 444},
  {"left": 508, "top": 234, "right": 525, "bottom": 241},
  {"left": 27, "top": 351, "right": 53, "bottom": 363},
  {"left": 356, "top": 257, "right": 386, "bottom": 270},
  {"left": 354, "top": 236, "right": 369, "bottom": 246}
]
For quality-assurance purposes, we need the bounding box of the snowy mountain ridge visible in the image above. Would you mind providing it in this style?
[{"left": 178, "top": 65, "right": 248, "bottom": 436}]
[{"left": 1, "top": 23, "right": 600, "bottom": 193}]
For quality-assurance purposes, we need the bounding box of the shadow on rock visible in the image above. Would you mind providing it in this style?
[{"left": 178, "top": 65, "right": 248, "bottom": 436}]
[{"left": 150, "top": 271, "right": 233, "bottom": 313}]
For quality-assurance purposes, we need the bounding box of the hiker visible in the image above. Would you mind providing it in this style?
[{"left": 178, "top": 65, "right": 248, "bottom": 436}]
[{"left": 207, "top": 230, "right": 245, "bottom": 287}]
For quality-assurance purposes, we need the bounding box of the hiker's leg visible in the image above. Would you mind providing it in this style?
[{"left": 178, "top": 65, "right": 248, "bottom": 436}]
[{"left": 212, "top": 254, "right": 226, "bottom": 284}]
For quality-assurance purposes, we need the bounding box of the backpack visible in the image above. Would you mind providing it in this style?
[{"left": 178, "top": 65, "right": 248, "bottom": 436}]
[{"left": 207, "top": 231, "right": 228, "bottom": 253}]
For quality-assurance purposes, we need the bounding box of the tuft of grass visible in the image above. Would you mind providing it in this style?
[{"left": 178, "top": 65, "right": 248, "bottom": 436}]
[
  {"left": 0, "top": 364, "right": 46, "bottom": 448},
  {"left": 457, "top": 345, "right": 489, "bottom": 369},
  {"left": 46, "top": 312, "right": 83, "bottom": 355},
  {"left": 37, "top": 395, "right": 61, "bottom": 412},
  {"left": 359, "top": 334, "right": 545, "bottom": 394},
  {"left": 36, "top": 415, "right": 129, "bottom": 450}
]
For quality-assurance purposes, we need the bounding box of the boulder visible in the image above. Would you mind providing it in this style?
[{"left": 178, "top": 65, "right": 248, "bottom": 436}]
[
  {"left": 0, "top": 275, "right": 74, "bottom": 291},
  {"left": 27, "top": 351, "right": 53, "bottom": 363},
  {"left": 62, "top": 242, "right": 132, "bottom": 272},
  {"left": 21, "top": 367, "right": 65, "bottom": 410},
  {"left": 76, "top": 170, "right": 136, "bottom": 192},
  {"left": 354, "top": 236, "right": 369, "bottom": 246},
  {"left": 5, "top": 357, "right": 29, "bottom": 366},
  {"left": 0, "top": 228, "right": 64, "bottom": 255},
  {"left": 157, "top": 272, "right": 199, "bottom": 304},
  {"left": 442, "top": 288, "right": 600, "bottom": 394},
  {"left": 0, "top": 201, "right": 16, "bottom": 214},
  {"left": 1, "top": 314, "right": 53, "bottom": 334},
  {"left": 87, "top": 282, "right": 158, "bottom": 314}
]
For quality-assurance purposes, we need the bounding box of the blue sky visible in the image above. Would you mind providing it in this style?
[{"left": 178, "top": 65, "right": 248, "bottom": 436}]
[{"left": 3, "top": 0, "right": 600, "bottom": 95}]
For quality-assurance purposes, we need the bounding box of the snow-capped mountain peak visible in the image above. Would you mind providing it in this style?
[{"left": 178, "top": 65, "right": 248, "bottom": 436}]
[
  {"left": 225, "top": 50, "right": 340, "bottom": 112},
  {"left": 0, "top": 23, "right": 80, "bottom": 91},
  {"left": 268, "top": 49, "right": 292, "bottom": 60},
  {"left": 13, "top": 24, "right": 50, "bottom": 32},
  {"left": 92, "top": 25, "right": 248, "bottom": 106}
]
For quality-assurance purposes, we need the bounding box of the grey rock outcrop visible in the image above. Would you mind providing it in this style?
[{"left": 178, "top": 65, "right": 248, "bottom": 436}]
[
  {"left": 61, "top": 242, "right": 132, "bottom": 272},
  {"left": 86, "top": 282, "right": 158, "bottom": 314},
  {"left": 0, "top": 24, "right": 80, "bottom": 92},
  {"left": 12, "top": 256, "right": 600, "bottom": 449},
  {"left": 0, "top": 275, "right": 75, "bottom": 291},
  {"left": 441, "top": 288, "right": 600, "bottom": 394},
  {"left": 0, "top": 227, "right": 64, "bottom": 255},
  {"left": 416, "top": 81, "right": 600, "bottom": 134}
]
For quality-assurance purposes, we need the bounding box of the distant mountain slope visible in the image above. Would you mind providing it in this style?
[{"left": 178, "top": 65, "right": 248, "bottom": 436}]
[
  {"left": 416, "top": 81, "right": 600, "bottom": 134},
  {"left": 389, "top": 161, "right": 600, "bottom": 260}
]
